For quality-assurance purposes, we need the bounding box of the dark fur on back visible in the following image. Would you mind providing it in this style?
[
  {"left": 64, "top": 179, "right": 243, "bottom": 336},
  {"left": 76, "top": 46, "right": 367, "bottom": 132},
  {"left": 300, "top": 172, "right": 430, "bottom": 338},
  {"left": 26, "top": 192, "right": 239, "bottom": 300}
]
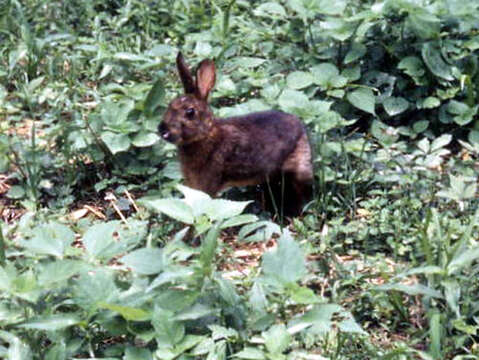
[{"left": 219, "top": 111, "right": 304, "bottom": 180}]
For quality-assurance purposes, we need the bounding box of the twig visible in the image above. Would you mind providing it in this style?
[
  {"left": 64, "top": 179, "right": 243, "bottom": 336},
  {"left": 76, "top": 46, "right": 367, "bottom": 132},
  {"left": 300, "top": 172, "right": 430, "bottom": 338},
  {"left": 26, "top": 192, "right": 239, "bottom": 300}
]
[
  {"left": 84, "top": 205, "right": 106, "bottom": 220},
  {"left": 105, "top": 192, "right": 127, "bottom": 224},
  {"left": 124, "top": 189, "right": 139, "bottom": 212}
]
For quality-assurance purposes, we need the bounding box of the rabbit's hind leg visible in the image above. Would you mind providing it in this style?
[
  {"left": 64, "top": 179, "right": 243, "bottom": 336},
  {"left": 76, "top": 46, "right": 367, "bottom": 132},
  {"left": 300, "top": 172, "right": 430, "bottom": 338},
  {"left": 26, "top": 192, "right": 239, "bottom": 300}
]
[
  {"left": 279, "top": 133, "right": 314, "bottom": 216},
  {"left": 260, "top": 172, "right": 311, "bottom": 218}
]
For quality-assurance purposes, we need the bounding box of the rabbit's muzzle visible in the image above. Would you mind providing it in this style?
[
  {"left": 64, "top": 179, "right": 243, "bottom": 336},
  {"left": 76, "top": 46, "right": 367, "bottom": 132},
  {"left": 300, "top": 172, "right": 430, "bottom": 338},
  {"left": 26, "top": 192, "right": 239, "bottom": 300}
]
[{"left": 158, "top": 121, "right": 180, "bottom": 144}]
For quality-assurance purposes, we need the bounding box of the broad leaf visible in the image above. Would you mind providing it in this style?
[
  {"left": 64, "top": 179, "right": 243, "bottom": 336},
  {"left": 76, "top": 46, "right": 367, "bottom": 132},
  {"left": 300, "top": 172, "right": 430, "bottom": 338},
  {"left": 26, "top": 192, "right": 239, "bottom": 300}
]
[
  {"left": 254, "top": 3, "right": 286, "bottom": 18},
  {"left": 233, "top": 347, "right": 266, "bottom": 359},
  {"left": 101, "top": 131, "right": 131, "bottom": 154},
  {"left": 347, "top": 88, "right": 375, "bottom": 115},
  {"left": 21, "top": 222, "right": 75, "bottom": 258},
  {"left": 376, "top": 283, "right": 442, "bottom": 298},
  {"left": 99, "top": 302, "right": 150, "bottom": 321},
  {"left": 17, "top": 314, "right": 80, "bottom": 331},
  {"left": 278, "top": 89, "right": 309, "bottom": 113},
  {"left": 311, "top": 63, "right": 339, "bottom": 88},
  {"left": 286, "top": 71, "right": 314, "bottom": 89},
  {"left": 203, "top": 199, "right": 251, "bottom": 222},
  {"left": 83, "top": 221, "right": 121, "bottom": 259},
  {"left": 132, "top": 132, "right": 159, "bottom": 147},
  {"left": 144, "top": 77, "right": 165, "bottom": 116},
  {"left": 152, "top": 308, "right": 185, "bottom": 348},
  {"left": 262, "top": 231, "right": 306, "bottom": 285},
  {"left": 263, "top": 324, "right": 291, "bottom": 354},
  {"left": 383, "top": 96, "right": 409, "bottom": 116},
  {"left": 422, "top": 42, "right": 454, "bottom": 81},
  {"left": 139, "top": 197, "right": 194, "bottom": 224},
  {"left": 124, "top": 347, "right": 153, "bottom": 360},
  {"left": 121, "top": 247, "right": 164, "bottom": 275},
  {"left": 220, "top": 214, "right": 258, "bottom": 229}
]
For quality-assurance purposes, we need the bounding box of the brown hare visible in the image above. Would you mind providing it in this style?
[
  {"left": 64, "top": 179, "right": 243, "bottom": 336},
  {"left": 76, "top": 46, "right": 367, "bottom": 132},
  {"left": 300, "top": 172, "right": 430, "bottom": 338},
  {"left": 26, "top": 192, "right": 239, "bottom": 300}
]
[{"left": 159, "top": 53, "right": 313, "bottom": 216}]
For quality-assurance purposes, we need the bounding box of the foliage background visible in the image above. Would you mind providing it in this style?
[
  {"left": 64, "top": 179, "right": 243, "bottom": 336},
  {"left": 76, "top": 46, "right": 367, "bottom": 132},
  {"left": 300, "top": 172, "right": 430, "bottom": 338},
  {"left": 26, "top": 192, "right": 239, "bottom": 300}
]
[{"left": 1, "top": 0, "right": 479, "bottom": 359}]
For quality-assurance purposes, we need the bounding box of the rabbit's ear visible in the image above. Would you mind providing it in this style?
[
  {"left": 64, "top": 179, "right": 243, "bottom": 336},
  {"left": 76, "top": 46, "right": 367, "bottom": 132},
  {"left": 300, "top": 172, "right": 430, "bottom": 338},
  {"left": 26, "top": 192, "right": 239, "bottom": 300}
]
[
  {"left": 176, "top": 52, "right": 196, "bottom": 94},
  {"left": 195, "top": 59, "right": 216, "bottom": 100}
]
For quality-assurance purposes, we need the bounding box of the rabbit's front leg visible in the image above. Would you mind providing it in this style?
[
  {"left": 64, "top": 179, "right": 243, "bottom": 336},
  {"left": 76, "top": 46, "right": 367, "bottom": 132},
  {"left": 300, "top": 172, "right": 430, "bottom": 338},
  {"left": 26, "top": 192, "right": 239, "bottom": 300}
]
[{"left": 182, "top": 168, "right": 222, "bottom": 197}]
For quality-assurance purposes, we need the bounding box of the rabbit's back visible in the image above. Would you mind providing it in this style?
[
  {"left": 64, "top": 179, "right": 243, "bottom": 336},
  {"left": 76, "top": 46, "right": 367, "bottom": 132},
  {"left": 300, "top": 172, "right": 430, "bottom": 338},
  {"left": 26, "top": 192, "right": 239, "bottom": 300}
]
[{"left": 218, "top": 110, "right": 306, "bottom": 181}]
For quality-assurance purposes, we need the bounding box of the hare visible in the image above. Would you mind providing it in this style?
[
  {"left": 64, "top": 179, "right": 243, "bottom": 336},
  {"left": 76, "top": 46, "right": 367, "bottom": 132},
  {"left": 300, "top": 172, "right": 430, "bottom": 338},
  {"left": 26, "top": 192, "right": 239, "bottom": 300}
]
[{"left": 159, "top": 53, "right": 313, "bottom": 216}]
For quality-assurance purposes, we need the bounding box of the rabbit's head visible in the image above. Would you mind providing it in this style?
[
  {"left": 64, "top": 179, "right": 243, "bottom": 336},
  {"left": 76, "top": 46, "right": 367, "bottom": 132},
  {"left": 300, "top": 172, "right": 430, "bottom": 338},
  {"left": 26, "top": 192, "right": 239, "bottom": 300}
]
[{"left": 159, "top": 53, "right": 216, "bottom": 145}]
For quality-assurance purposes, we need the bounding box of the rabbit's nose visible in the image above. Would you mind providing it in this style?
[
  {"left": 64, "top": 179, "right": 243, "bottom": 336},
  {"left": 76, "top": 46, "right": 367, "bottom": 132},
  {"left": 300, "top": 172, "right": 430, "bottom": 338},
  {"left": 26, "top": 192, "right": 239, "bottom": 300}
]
[{"left": 158, "top": 122, "right": 171, "bottom": 140}]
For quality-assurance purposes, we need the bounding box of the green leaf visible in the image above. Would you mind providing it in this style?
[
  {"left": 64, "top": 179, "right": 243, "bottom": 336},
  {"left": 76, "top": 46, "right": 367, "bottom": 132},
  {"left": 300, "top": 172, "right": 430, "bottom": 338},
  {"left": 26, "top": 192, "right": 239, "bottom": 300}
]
[
  {"left": 199, "top": 226, "right": 219, "bottom": 276},
  {"left": 398, "top": 56, "right": 425, "bottom": 78},
  {"left": 132, "top": 132, "right": 159, "bottom": 147},
  {"left": 262, "top": 230, "right": 306, "bottom": 285},
  {"left": 101, "top": 131, "right": 131, "bottom": 154},
  {"left": 114, "top": 52, "right": 150, "bottom": 62},
  {"left": 139, "top": 197, "right": 194, "bottom": 224},
  {"left": 194, "top": 41, "right": 212, "bottom": 57},
  {"left": 422, "top": 42, "right": 454, "bottom": 81},
  {"left": 453, "top": 319, "right": 478, "bottom": 335},
  {"left": 17, "top": 314, "right": 80, "bottom": 331},
  {"left": 216, "top": 277, "right": 241, "bottom": 306},
  {"left": 400, "top": 266, "right": 443, "bottom": 278},
  {"left": 339, "top": 318, "right": 366, "bottom": 334},
  {"left": 0, "top": 332, "right": 33, "bottom": 360},
  {"left": 254, "top": 2, "right": 286, "bottom": 18},
  {"left": 443, "top": 280, "right": 460, "bottom": 318},
  {"left": 413, "top": 120, "right": 429, "bottom": 133},
  {"left": 121, "top": 247, "right": 164, "bottom": 275},
  {"left": 317, "top": 0, "right": 347, "bottom": 15},
  {"left": 73, "top": 270, "right": 118, "bottom": 311},
  {"left": 447, "top": 247, "right": 479, "bottom": 275},
  {"left": 310, "top": 63, "right": 339, "bottom": 88},
  {"left": 99, "top": 303, "right": 150, "bottom": 321},
  {"left": 347, "top": 88, "right": 375, "bottom": 115},
  {"left": 144, "top": 78, "right": 165, "bottom": 117},
  {"left": 286, "top": 71, "right": 314, "bottom": 89},
  {"left": 431, "top": 134, "right": 452, "bottom": 152},
  {"left": 429, "top": 312, "right": 442, "bottom": 359},
  {"left": 469, "top": 130, "right": 479, "bottom": 146},
  {"left": 371, "top": 120, "right": 399, "bottom": 146},
  {"left": 233, "top": 347, "right": 266, "bottom": 359},
  {"left": 175, "top": 303, "right": 216, "bottom": 321},
  {"left": 376, "top": 283, "right": 442, "bottom": 298},
  {"left": 422, "top": 97, "right": 440, "bottom": 109},
  {"left": 83, "top": 221, "right": 120, "bottom": 258},
  {"left": 288, "top": 284, "right": 321, "bottom": 304},
  {"left": 6, "top": 186, "right": 25, "bottom": 199},
  {"left": 21, "top": 222, "right": 75, "bottom": 258},
  {"left": 173, "top": 335, "right": 206, "bottom": 354},
  {"left": 45, "top": 343, "right": 66, "bottom": 360},
  {"left": 278, "top": 89, "right": 309, "bottom": 113},
  {"left": 447, "top": 100, "right": 478, "bottom": 126},
  {"left": 344, "top": 43, "right": 366, "bottom": 64},
  {"left": 208, "top": 325, "right": 238, "bottom": 340},
  {"left": 220, "top": 214, "right": 258, "bottom": 229},
  {"left": 37, "top": 260, "right": 87, "bottom": 286},
  {"left": 231, "top": 57, "right": 266, "bottom": 68},
  {"left": 152, "top": 309, "right": 185, "bottom": 348},
  {"left": 406, "top": 11, "right": 440, "bottom": 39},
  {"left": 263, "top": 324, "right": 291, "bottom": 354},
  {"left": 383, "top": 97, "right": 409, "bottom": 116},
  {"left": 27, "top": 76, "right": 45, "bottom": 93},
  {"left": 203, "top": 199, "right": 251, "bottom": 222},
  {"left": 124, "top": 347, "right": 153, "bottom": 360},
  {"left": 295, "top": 304, "right": 342, "bottom": 336}
]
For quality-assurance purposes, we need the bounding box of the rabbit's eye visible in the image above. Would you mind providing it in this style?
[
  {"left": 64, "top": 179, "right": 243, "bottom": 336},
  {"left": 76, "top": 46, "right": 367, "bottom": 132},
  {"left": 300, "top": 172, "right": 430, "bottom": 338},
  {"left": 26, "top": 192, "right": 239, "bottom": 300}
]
[{"left": 185, "top": 108, "right": 195, "bottom": 119}]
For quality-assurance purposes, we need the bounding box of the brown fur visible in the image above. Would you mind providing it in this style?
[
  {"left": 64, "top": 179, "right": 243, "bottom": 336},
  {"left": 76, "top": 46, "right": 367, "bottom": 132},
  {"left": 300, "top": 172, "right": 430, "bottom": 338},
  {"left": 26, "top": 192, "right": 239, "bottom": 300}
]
[{"left": 159, "top": 53, "right": 313, "bottom": 216}]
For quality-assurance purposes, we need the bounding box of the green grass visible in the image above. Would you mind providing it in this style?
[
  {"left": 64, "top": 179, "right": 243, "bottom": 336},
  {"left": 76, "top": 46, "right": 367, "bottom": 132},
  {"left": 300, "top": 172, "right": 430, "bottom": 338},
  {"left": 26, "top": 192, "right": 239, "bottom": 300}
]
[{"left": 1, "top": 0, "right": 479, "bottom": 359}]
